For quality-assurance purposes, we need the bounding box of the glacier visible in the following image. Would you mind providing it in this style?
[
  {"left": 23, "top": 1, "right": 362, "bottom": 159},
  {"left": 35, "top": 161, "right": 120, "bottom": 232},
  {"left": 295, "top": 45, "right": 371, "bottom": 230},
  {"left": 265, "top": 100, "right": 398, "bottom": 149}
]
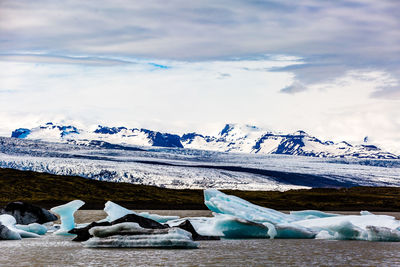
[{"left": 1, "top": 136, "right": 400, "bottom": 191}]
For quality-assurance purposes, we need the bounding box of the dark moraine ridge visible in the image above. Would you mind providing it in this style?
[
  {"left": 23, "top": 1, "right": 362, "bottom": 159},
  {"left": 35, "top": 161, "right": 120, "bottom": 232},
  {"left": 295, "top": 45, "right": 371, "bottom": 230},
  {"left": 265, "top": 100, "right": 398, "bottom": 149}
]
[{"left": 1, "top": 168, "right": 400, "bottom": 211}]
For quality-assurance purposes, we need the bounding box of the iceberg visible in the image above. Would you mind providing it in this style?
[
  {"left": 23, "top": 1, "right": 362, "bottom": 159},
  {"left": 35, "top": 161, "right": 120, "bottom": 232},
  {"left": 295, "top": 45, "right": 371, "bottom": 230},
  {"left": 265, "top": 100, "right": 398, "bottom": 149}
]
[
  {"left": 0, "top": 222, "right": 21, "bottom": 240},
  {"left": 203, "top": 189, "right": 400, "bottom": 241},
  {"left": 15, "top": 223, "right": 47, "bottom": 235},
  {"left": 50, "top": 200, "right": 85, "bottom": 235},
  {"left": 103, "top": 201, "right": 132, "bottom": 222},
  {"left": 83, "top": 222, "right": 198, "bottom": 248},
  {"left": 138, "top": 212, "right": 179, "bottom": 223},
  {"left": 204, "top": 189, "right": 293, "bottom": 224},
  {"left": 103, "top": 201, "right": 179, "bottom": 223},
  {"left": 0, "top": 214, "right": 40, "bottom": 238},
  {"left": 289, "top": 210, "right": 340, "bottom": 220}
]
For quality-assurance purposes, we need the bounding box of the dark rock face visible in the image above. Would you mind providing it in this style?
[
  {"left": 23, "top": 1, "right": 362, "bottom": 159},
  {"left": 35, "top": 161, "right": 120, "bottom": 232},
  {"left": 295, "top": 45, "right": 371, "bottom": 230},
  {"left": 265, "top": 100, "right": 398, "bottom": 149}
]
[
  {"left": 69, "top": 213, "right": 168, "bottom": 242},
  {"left": 177, "top": 220, "right": 220, "bottom": 241},
  {"left": 69, "top": 221, "right": 111, "bottom": 241},
  {"left": 0, "top": 202, "right": 58, "bottom": 225},
  {"left": 111, "top": 214, "right": 169, "bottom": 229}
]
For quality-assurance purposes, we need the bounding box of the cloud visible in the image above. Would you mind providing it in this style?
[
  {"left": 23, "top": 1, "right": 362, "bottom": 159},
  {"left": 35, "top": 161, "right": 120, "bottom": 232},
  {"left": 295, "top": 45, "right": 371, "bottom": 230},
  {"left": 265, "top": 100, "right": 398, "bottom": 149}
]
[
  {"left": 1, "top": 0, "right": 400, "bottom": 151},
  {"left": 1, "top": 0, "right": 399, "bottom": 96},
  {"left": 280, "top": 80, "right": 307, "bottom": 94}
]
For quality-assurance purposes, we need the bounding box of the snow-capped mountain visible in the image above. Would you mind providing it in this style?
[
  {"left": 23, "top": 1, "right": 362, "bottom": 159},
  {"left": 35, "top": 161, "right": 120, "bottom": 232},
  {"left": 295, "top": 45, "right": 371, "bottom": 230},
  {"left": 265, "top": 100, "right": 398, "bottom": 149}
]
[
  {"left": 12, "top": 122, "right": 183, "bottom": 148},
  {"left": 10, "top": 122, "right": 399, "bottom": 159}
]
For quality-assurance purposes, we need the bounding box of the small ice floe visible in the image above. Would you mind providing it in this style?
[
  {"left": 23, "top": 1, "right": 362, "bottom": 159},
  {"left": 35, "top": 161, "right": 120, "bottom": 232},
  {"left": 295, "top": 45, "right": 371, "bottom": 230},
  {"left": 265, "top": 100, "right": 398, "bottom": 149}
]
[
  {"left": 15, "top": 223, "right": 47, "bottom": 235},
  {"left": 50, "top": 200, "right": 85, "bottom": 235},
  {"left": 0, "top": 214, "right": 40, "bottom": 239},
  {"left": 83, "top": 222, "right": 198, "bottom": 249},
  {"left": 103, "top": 201, "right": 179, "bottom": 223},
  {"left": 0, "top": 222, "right": 21, "bottom": 240}
]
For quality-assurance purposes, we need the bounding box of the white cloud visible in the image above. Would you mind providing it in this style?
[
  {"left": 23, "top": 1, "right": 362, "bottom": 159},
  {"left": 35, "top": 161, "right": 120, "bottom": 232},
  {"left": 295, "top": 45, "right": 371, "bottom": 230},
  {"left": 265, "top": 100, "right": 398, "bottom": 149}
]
[{"left": 0, "top": 56, "right": 399, "bottom": 153}]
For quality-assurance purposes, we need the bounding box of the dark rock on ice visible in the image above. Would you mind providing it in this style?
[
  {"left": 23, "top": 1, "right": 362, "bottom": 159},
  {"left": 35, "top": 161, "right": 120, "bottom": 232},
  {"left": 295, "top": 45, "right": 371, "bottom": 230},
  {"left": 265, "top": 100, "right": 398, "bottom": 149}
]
[
  {"left": 0, "top": 202, "right": 58, "bottom": 225},
  {"left": 0, "top": 222, "right": 21, "bottom": 240},
  {"left": 177, "top": 220, "right": 220, "bottom": 241},
  {"left": 111, "top": 213, "right": 169, "bottom": 229},
  {"left": 69, "top": 213, "right": 168, "bottom": 242},
  {"left": 69, "top": 221, "right": 111, "bottom": 242}
]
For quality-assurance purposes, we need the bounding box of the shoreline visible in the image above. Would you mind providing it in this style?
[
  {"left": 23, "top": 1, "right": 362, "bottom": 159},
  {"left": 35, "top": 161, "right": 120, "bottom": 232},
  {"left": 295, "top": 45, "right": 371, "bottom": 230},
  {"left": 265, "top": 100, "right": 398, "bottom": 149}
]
[{"left": 2, "top": 167, "right": 400, "bottom": 211}]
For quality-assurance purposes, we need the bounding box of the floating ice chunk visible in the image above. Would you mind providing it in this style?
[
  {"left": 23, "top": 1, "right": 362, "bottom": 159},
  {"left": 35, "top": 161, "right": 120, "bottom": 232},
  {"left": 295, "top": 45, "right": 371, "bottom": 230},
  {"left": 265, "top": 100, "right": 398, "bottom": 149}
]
[
  {"left": 103, "top": 201, "right": 179, "bottom": 223},
  {"left": 171, "top": 214, "right": 270, "bottom": 239},
  {"left": 315, "top": 230, "right": 334, "bottom": 240},
  {"left": 0, "top": 222, "right": 21, "bottom": 240},
  {"left": 0, "top": 214, "right": 40, "bottom": 238},
  {"left": 366, "top": 226, "right": 400, "bottom": 242},
  {"left": 104, "top": 201, "right": 133, "bottom": 222},
  {"left": 274, "top": 223, "right": 316, "bottom": 239},
  {"left": 138, "top": 212, "right": 179, "bottom": 223},
  {"left": 210, "top": 214, "right": 270, "bottom": 238},
  {"left": 50, "top": 200, "right": 85, "bottom": 235},
  {"left": 203, "top": 189, "right": 400, "bottom": 241},
  {"left": 89, "top": 222, "right": 170, "bottom": 237},
  {"left": 204, "top": 189, "right": 292, "bottom": 224},
  {"left": 15, "top": 223, "right": 47, "bottom": 235},
  {"left": 293, "top": 215, "right": 400, "bottom": 241},
  {"left": 84, "top": 223, "right": 198, "bottom": 248},
  {"left": 295, "top": 215, "right": 400, "bottom": 232},
  {"left": 360, "top": 211, "right": 374, "bottom": 216},
  {"left": 290, "top": 210, "right": 340, "bottom": 220}
]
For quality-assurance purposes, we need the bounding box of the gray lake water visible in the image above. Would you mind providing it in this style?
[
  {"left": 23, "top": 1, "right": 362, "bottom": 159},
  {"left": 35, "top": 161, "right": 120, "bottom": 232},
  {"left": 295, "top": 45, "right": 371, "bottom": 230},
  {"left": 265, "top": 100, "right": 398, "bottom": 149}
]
[{"left": 1, "top": 210, "right": 400, "bottom": 266}]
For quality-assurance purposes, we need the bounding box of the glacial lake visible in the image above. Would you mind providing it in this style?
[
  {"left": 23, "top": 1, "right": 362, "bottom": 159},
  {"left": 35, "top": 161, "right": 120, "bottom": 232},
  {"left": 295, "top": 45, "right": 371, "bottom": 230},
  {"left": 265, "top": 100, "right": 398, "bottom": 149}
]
[{"left": 1, "top": 210, "right": 400, "bottom": 266}]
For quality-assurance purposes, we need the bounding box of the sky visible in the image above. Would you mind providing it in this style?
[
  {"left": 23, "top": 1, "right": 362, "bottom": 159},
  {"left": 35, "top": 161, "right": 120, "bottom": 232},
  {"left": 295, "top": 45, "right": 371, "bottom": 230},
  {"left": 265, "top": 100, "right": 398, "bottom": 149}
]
[{"left": 0, "top": 0, "right": 399, "bottom": 153}]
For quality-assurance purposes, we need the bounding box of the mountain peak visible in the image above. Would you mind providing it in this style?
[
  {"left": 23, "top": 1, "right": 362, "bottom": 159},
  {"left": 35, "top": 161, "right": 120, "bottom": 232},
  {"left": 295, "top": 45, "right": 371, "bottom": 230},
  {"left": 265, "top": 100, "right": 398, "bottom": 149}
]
[{"left": 9, "top": 122, "right": 399, "bottom": 159}]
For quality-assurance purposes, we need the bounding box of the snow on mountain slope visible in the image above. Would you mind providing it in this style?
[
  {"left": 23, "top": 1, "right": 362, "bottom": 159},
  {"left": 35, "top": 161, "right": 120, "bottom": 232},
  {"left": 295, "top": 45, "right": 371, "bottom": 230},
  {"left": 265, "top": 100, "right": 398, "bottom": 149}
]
[
  {"left": 10, "top": 122, "right": 399, "bottom": 159},
  {"left": 12, "top": 123, "right": 183, "bottom": 148}
]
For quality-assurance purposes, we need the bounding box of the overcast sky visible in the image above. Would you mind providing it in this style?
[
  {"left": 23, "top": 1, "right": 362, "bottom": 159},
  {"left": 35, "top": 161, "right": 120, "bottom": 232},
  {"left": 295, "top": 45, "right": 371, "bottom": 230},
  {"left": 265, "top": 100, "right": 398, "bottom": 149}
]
[{"left": 0, "top": 0, "right": 399, "bottom": 152}]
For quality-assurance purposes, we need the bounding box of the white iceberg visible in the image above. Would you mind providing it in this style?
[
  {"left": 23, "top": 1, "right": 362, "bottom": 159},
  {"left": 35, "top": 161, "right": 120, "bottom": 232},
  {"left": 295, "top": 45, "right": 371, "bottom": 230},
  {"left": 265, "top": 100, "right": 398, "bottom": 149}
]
[
  {"left": 83, "top": 222, "right": 198, "bottom": 248},
  {"left": 103, "top": 201, "right": 179, "bottom": 223},
  {"left": 203, "top": 189, "right": 400, "bottom": 241},
  {"left": 204, "top": 189, "right": 293, "bottom": 224},
  {"left": 50, "top": 200, "right": 85, "bottom": 235},
  {"left": 0, "top": 214, "right": 40, "bottom": 238},
  {"left": 289, "top": 210, "right": 340, "bottom": 220}
]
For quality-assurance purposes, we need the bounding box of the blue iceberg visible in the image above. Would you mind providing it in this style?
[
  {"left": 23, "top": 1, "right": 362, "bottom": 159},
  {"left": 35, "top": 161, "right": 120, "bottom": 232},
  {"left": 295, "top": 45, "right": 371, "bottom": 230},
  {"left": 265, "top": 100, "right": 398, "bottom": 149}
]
[
  {"left": 15, "top": 223, "right": 47, "bottom": 235},
  {"left": 202, "top": 189, "right": 400, "bottom": 241},
  {"left": 50, "top": 200, "right": 85, "bottom": 235}
]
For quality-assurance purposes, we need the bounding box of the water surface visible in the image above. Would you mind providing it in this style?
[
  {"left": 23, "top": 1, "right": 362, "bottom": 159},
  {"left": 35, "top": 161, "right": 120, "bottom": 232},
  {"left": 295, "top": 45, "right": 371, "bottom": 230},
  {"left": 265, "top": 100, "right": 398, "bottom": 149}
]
[{"left": 1, "top": 210, "right": 400, "bottom": 266}]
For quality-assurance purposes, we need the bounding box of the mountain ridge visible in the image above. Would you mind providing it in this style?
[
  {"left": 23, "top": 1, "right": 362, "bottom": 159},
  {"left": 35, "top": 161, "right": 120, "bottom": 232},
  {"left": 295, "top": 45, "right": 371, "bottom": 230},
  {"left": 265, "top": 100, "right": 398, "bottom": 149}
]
[{"left": 10, "top": 122, "right": 399, "bottom": 159}]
